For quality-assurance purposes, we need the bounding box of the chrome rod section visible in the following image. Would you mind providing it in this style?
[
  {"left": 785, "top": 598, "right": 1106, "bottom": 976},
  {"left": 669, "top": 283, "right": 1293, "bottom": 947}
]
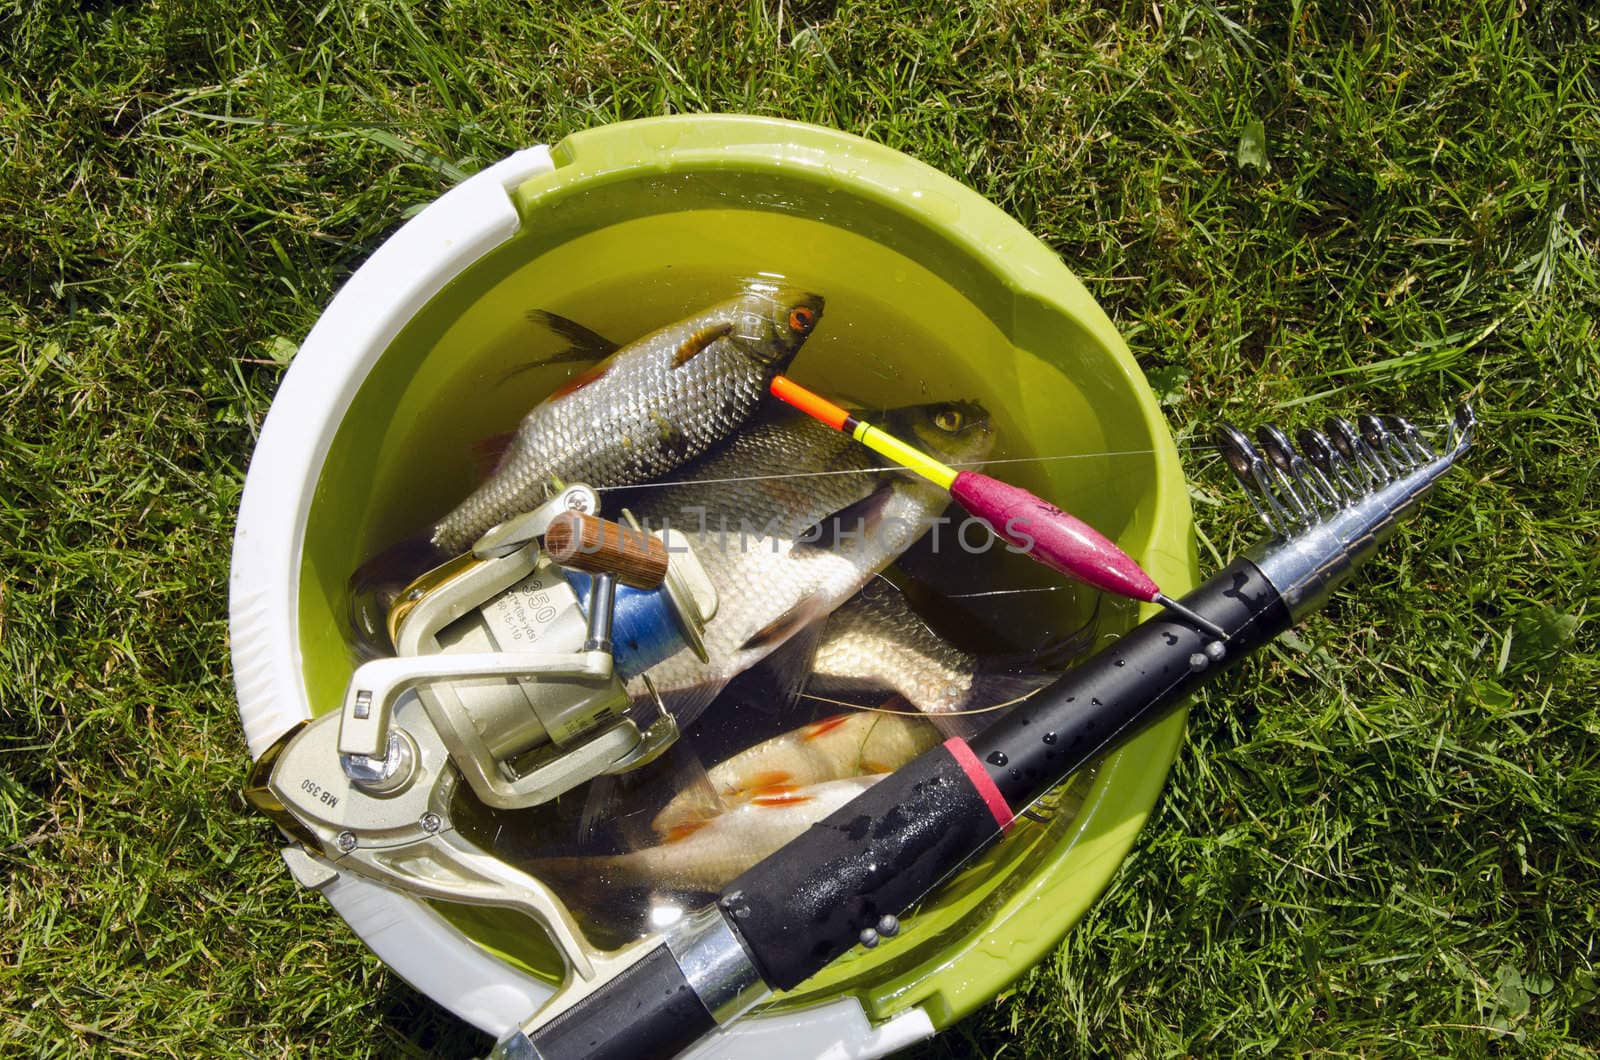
[{"left": 1246, "top": 406, "right": 1473, "bottom": 621}]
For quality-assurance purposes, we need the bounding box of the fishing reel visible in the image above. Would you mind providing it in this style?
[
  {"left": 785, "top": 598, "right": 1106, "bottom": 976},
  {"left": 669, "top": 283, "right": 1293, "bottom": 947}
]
[
  {"left": 246, "top": 486, "right": 719, "bottom": 985},
  {"left": 334, "top": 484, "right": 717, "bottom": 810}
]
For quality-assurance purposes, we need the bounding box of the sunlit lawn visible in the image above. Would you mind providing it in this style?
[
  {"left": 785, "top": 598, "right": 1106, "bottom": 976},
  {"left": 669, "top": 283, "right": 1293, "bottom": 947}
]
[{"left": 3, "top": 1, "right": 1596, "bottom": 1055}]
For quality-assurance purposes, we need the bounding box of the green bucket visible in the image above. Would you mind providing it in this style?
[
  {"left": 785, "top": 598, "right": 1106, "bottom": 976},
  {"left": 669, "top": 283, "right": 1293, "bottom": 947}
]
[{"left": 280, "top": 114, "right": 1195, "bottom": 1044}]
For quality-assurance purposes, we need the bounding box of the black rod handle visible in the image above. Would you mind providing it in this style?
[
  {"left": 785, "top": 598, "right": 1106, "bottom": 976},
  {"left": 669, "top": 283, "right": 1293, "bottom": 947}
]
[
  {"left": 717, "top": 741, "right": 1003, "bottom": 990},
  {"left": 512, "top": 944, "right": 716, "bottom": 1060}
]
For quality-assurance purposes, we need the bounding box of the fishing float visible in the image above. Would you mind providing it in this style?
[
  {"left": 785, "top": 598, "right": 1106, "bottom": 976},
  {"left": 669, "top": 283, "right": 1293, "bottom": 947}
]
[{"left": 769, "top": 375, "right": 1227, "bottom": 641}]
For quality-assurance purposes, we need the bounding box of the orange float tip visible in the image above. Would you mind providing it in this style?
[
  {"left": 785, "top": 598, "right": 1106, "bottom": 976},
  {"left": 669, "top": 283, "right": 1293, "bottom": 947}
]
[{"left": 771, "top": 375, "right": 852, "bottom": 432}]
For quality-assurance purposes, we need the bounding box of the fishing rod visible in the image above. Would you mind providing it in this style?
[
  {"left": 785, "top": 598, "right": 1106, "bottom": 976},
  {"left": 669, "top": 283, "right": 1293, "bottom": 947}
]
[{"left": 490, "top": 403, "right": 1475, "bottom": 1060}]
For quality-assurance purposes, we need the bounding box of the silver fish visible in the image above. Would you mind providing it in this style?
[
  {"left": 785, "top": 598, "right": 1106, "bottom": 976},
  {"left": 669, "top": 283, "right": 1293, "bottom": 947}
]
[
  {"left": 804, "top": 576, "right": 1092, "bottom": 734},
  {"left": 625, "top": 400, "right": 995, "bottom": 727},
  {"left": 544, "top": 776, "right": 882, "bottom": 893},
  {"left": 433, "top": 284, "right": 824, "bottom": 555},
  {"left": 652, "top": 712, "right": 939, "bottom": 837}
]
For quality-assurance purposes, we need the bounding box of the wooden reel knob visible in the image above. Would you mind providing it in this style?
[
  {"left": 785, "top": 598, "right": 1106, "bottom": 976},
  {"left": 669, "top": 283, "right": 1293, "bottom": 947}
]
[{"left": 543, "top": 512, "right": 670, "bottom": 590}]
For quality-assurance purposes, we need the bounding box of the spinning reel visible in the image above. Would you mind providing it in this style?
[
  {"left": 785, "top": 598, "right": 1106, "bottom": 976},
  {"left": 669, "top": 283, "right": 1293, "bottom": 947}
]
[{"left": 246, "top": 486, "right": 717, "bottom": 983}]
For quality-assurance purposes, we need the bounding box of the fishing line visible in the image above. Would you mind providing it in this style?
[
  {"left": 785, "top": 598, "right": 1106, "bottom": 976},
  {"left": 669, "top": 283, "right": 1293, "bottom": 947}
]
[
  {"left": 957, "top": 445, "right": 1220, "bottom": 467},
  {"left": 595, "top": 444, "right": 1221, "bottom": 492},
  {"left": 944, "top": 586, "right": 1062, "bottom": 599},
  {"left": 796, "top": 688, "right": 1044, "bottom": 718}
]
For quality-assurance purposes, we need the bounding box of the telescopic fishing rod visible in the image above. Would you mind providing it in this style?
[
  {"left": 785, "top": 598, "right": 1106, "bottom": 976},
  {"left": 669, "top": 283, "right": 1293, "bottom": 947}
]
[{"left": 490, "top": 403, "right": 1475, "bottom": 1060}]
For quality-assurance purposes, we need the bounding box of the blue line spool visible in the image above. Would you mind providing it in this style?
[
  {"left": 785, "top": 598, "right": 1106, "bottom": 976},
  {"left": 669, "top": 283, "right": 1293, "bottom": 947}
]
[{"left": 563, "top": 571, "right": 684, "bottom": 678}]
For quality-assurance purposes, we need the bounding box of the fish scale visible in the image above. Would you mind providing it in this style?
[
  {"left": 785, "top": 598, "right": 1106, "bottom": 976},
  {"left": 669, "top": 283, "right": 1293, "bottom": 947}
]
[
  {"left": 809, "top": 581, "right": 974, "bottom": 710},
  {"left": 806, "top": 577, "right": 1094, "bottom": 735}
]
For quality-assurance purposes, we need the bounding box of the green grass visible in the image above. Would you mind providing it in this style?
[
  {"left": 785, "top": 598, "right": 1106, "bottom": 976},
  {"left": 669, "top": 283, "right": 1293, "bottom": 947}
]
[{"left": 3, "top": 0, "right": 1596, "bottom": 1055}]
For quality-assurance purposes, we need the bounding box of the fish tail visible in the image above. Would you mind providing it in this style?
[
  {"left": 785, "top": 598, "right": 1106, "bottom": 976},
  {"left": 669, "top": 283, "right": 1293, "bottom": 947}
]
[
  {"left": 346, "top": 534, "right": 449, "bottom": 656},
  {"left": 1019, "top": 617, "right": 1100, "bottom": 673},
  {"left": 922, "top": 656, "right": 1077, "bottom": 739}
]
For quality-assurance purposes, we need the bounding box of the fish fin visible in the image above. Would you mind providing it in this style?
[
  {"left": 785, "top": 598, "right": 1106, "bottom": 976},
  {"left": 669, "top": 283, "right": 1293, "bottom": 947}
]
[
  {"left": 740, "top": 769, "right": 794, "bottom": 791},
  {"left": 750, "top": 790, "right": 815, "bottom": 808},
  {"left": 525, "top": 309, "right": 620, "bottom": 360},
  {"left": 547, "top": 356, "right": 617, "bottom": 400},
  {"left": 977, "top": 603, "right": 1099, "bottom": 682},
  {"left": 857, "top": 706, "right": 935, "bottom": 773},
  {"left": 858, "top": 751, "right": 906, "bottom": 775},
  {"left": 576, "top": 774, "right": 619, "bottom": 845},
  {"left": 648, "top": 682, "right": 730, "bottom": 734},
  {"left": 738, "top": 605, "right": 820, "bottom": 656},
  {"left": 793, "top": 484, "right": 895, "bottom": 552},
  {"left": 671, "top": 322, "right": 734, "bottom": 367},
  {"left": 648, "top": 743, "right": 728, "bottom": 839},
  {"left": 661, "top": 819, "right": 711, "bottom": 844},
  {"left": 763, "top": 617, "right": 828, "bottom": 709},
  {"left": 734, "top": 609, "right": 832, "bottom": 722},
  {"left": 802, "top": 714, "right": 855, "bottom": 741},
  {"left": 577, "top": 757, "right": 679, "bottom": 848},
  {"left": 1008, "top": 622, "right": 1098, "bottom": 672},
  {"left": 747, "top": 782, "right": 800, "bottom": 796},
  {"left": 496, "top": 311, "right": 620, "bottom": 384},
  {"left": 648, "top": 411, "right": 689, "bottom": 454},
  {"left": 467, "top": 430, "right": 517, "bottom": 479}
]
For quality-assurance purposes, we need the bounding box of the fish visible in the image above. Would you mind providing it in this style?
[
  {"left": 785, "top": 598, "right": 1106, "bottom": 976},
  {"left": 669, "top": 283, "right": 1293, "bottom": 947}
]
[
  {"left": 623, "top": 398, "right": 996, "bottom": 728},
  {"left": 802, "top": 575, "right": 1093, "bottom": 735},
  {"left": 349, "top": 284, "right": 824, "bottom": 649},
  {"left": 435, "top": 286, "right": 824, "bottom": 554},
  {"left": 651, "top": 712, "right": 940, "bottom": 837},
  {"left": 539, "top": 776, "right": 883, "bottom": 894}
]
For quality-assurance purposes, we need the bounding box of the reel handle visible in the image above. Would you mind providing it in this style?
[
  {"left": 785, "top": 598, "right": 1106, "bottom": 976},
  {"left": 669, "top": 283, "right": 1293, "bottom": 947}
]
[{"left": 545, "top": 511, "right": 670, "bottom": 589}]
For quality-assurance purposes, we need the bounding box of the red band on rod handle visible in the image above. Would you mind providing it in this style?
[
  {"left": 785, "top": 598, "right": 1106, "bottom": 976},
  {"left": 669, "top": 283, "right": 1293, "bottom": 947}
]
[
  {"left": 943, "top": 737, "right": 1014, "bottom": 832},
  {"left": 950, "top": 470, "right": 1162, "bottom": 603}
]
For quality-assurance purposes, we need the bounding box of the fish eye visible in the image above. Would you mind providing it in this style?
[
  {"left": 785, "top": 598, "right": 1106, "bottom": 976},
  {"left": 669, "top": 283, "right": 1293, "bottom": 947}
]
[
  {"left": 934, "top": 407, "right": 964, "bottom": 432},
  {"left": 788, "top": 306, "right": 815, "bottom": 333}
]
